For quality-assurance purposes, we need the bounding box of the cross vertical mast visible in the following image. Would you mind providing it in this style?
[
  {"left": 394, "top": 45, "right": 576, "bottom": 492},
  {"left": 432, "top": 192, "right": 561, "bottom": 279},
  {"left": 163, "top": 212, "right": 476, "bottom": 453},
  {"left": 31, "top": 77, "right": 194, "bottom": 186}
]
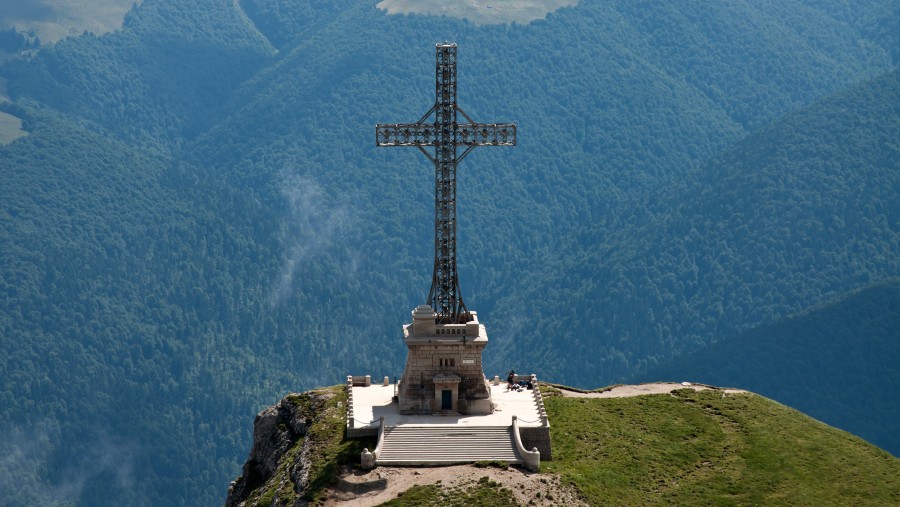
[
  {"left": 376, "top": 43, "right": 516, "bottom": 324},
  {"left": 432, "top": 43, "right": 461, "bottom": 323}
]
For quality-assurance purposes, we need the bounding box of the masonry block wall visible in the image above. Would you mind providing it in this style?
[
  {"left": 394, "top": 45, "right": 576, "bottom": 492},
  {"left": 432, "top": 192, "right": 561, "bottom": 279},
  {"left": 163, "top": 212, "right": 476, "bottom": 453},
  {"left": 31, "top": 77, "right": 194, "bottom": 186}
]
[
  {"left": 398, "top": 338, "right": 492, "bottom": 414},
  {"left": 398, "top": 306, "right": 493, "bottom": 415},
  {"left": 519, "top": 427, "right": 553, "bottom": 461}
]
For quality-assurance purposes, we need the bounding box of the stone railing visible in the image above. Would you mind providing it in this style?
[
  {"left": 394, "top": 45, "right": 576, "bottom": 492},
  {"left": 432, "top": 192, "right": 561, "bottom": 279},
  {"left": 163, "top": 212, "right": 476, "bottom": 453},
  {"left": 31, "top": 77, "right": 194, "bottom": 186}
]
[
  {"left": 506, "top": 374, "right": 552, "bottom": 460},
  {"left": 346, "top": 374, "right": 380, "bottom": 439},
  {"left": 511, "top": 416, "right": 540, "bottom": 471},
  {"left": 530, "top": 374, "right": 549, "bottom": 427},
  {"left": 345, "top": 375, "right": 355, "bottom": 433},
  {"left": 360, "top": 417, "right": 384, "bottom": 470}
]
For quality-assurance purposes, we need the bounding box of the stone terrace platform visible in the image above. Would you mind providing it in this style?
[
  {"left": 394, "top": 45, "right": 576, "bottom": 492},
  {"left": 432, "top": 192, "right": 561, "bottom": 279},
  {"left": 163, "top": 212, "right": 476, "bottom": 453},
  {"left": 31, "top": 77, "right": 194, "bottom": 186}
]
[{"left": 350, "top": 383, "right": 544, "bottom": 429}]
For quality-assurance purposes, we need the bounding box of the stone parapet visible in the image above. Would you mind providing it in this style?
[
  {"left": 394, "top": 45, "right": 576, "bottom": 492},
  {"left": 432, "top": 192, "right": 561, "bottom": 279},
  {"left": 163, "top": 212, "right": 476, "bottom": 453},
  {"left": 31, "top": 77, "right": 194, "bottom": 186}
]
[
  {"left": 346, "top": 375, "right": 379, "bottom": 438},
  {"left": 346, "top": 375, "right": 354, "bottom": 432},
  {"left": 519, "top": 426, "right": 552, "bottom": 461},
  {"left": 512, "top": 416, "right": 540, "bottom": 471},
  {"left": 531, "top": 375, "right": 550, "bottom": 427}
]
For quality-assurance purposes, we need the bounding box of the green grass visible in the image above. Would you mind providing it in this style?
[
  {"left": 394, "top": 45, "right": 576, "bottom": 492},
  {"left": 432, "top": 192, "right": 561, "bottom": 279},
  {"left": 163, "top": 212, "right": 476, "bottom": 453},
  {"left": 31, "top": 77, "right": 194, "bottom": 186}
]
[
  {"left": 377, "top": 477, "right": 518, "bottom": 507},
  {"left": 245, "top": 385, "right": 376, "bottom": 507},
  {"left": 300, "top": 388, "right": 377, "bottom": 504},
  {"left": 542, "top": 387, "right": 900, "bottom": 505}
]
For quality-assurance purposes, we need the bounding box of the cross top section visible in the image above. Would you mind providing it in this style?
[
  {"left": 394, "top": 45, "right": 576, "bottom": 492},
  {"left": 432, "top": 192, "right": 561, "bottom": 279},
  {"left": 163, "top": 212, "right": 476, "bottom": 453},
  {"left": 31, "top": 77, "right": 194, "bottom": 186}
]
[{"left": 376, "top": 43, "right": 517, "bottom": 324}]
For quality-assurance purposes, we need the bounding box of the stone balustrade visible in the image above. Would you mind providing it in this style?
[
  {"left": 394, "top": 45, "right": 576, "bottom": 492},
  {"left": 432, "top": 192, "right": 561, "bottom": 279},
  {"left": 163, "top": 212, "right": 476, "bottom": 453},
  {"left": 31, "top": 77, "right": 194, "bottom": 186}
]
[
  {"left": 346, "top": 374, "right": 384, "bottom": 438},
  {"left": 346, "top": 375, "right": 354, "bottom": 431},
  {"left": 530, "top": 374, "right": 550, "bottom": 427},
  {"left": 360, "top": 417, "right": 384, "bottom": 470},
  {"left": 511, "top": 416, "right": 540, "bottom": 471}
]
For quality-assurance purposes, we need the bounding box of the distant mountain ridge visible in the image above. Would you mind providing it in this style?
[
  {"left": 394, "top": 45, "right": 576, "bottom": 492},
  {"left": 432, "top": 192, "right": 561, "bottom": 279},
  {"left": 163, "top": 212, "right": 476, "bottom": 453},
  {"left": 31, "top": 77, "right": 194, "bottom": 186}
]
[
  {"left": 0, "top": 0, "right": 897, "bottom": 504},
  {"left": 497, "top": 67, "right": 900, "bottom": 382}
]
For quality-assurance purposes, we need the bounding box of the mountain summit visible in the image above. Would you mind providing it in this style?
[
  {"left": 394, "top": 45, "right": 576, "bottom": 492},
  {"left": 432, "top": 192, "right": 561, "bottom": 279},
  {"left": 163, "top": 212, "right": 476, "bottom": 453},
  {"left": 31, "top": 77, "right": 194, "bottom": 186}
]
[{"left": 225, "top": 383, "right": 900, "bottom": 506}]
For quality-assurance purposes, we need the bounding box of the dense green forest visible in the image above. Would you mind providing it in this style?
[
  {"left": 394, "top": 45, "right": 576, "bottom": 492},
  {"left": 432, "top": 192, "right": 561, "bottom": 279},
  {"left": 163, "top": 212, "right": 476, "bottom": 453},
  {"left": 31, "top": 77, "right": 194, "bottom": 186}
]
[
  {"left": 0, "top": 27, "right": 40, "bottom": 53},
  {"left": 503, "top": 66, "right": 900, "bottom": 380},
  {"left": 0, "top": 0, "right": 897, "bottom": 504}
]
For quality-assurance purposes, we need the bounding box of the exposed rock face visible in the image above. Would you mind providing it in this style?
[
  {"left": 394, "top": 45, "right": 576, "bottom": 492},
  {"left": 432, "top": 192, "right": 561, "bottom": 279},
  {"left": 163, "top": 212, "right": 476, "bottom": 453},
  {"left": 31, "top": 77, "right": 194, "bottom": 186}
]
[{"left": 225, "top": 390, "right": 332, "bottom": 507}]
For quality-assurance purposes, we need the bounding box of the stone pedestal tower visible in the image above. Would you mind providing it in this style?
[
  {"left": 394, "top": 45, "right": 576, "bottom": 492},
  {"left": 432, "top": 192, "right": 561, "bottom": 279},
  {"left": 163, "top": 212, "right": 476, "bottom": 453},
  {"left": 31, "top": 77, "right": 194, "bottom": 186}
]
[{"left": 397, "top": 305, "right": 493, "bottom": 415}]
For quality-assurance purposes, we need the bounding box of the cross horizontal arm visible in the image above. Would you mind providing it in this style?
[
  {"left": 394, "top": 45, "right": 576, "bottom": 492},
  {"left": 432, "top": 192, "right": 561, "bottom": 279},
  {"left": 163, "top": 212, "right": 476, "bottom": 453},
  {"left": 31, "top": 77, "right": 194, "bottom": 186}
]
[
  {"left": 456, "top": 123, "right": 517, "bottom": 146},
  {"left": 376, "top": 123, "right": 516, "bottom": 147}
]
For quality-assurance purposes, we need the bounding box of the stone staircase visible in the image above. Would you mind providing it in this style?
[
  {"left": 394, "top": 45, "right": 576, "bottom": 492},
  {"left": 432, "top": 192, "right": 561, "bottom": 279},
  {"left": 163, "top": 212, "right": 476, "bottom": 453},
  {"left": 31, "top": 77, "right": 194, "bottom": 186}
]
[{"left": 376, "top": 425, "right": 521, "bottom": 465}]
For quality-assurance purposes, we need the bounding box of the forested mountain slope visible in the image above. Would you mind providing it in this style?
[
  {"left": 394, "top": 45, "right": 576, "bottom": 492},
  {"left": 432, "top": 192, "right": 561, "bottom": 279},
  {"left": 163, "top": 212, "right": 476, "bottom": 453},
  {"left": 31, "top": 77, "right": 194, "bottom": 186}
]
[
  {"left": 503, "top": 67, "right": 900, "bottom": 383},
  {"left": 2, "top": 0, "right": 275, "bottom": 150},
  {"left": 0, "top": 0, "right": 897, "bottom": 504},
  {"left": 636, "top": 280, "right": 900, "bottom": 457}
]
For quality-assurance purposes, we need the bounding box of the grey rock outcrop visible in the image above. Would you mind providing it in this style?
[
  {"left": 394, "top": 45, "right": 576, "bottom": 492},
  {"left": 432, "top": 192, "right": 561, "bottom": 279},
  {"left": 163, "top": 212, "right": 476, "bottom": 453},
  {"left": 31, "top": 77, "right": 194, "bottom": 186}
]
[{"left": 225, "top": 390, "right": 332, "bottom": 506}]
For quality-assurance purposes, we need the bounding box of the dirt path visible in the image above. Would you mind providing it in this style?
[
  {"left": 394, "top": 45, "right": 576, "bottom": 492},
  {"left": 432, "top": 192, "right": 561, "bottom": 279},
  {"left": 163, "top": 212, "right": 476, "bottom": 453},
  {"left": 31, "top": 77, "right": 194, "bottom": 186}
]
[
  {"left": 552, "top": 381, "right": 747, "bottom": 398},
  {"left": 321, "top": 463, "right": 586, "bottom": 506}
]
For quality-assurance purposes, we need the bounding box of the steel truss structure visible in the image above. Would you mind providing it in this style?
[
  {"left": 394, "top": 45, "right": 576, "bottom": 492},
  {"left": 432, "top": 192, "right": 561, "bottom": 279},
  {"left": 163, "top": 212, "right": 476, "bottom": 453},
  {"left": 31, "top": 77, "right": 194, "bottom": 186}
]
[{"left": 376, "top": 43, "right": 517, "bottom": 324}]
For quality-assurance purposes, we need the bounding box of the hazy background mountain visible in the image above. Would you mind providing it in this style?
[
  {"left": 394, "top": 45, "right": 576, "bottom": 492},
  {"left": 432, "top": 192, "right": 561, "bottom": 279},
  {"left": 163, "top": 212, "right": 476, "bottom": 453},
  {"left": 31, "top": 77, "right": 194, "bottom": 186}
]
[
  {"left": 0, "top": 0, "right": 139, "bottom": 45},
  {"left": 0, "top": 0, "right": 897, "bottom": 504}
]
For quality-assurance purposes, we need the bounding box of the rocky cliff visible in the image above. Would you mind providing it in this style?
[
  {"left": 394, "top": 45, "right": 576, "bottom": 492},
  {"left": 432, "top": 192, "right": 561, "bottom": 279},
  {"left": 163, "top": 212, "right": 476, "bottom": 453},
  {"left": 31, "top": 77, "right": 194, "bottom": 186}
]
[{"left": 225, "top": 386, "right": 370, "bottom": 507}]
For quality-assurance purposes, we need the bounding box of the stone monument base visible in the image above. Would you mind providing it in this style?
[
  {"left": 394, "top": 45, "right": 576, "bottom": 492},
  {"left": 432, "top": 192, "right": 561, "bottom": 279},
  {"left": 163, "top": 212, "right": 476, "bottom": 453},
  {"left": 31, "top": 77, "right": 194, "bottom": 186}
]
[{"left": 397, "top": 305, "right": 493, "bottom": 415}]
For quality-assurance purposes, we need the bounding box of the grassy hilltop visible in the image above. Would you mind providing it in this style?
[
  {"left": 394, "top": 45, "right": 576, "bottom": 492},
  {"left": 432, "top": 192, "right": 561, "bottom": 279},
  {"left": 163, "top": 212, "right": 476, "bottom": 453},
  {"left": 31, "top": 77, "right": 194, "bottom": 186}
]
[
  {"left": 231, "top": 385, "right": 900, "bottom": 506},
  {"left": 540, "top": 387, "right": 899, "bottom": 506}
]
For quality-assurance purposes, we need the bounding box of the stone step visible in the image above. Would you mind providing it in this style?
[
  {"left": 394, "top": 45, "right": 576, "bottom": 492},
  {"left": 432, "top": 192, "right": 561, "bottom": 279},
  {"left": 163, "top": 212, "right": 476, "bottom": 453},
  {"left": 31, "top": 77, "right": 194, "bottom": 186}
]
[{"left": 376, "top": 426, "right": 521, "bottom": 465}]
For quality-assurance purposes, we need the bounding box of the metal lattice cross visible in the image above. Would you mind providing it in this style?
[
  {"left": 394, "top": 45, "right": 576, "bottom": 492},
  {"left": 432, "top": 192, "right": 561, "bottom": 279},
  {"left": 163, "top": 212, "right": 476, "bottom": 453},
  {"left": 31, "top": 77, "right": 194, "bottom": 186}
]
[{"left": 376, "top": 43, "right": 517, "bottom": 324}]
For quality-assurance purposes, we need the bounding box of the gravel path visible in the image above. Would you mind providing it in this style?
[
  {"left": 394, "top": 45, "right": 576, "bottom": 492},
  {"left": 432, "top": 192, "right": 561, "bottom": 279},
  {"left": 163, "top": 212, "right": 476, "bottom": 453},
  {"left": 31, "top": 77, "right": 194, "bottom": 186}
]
[{"left": 553, "top": 381, "right": 747, "bottom": 398}]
